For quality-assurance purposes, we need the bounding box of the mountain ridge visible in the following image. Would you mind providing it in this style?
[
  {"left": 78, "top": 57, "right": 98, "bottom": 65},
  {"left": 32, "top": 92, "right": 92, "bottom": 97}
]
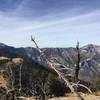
[{"left": 0, "top": 42, "right": 100, "bottom": 82}]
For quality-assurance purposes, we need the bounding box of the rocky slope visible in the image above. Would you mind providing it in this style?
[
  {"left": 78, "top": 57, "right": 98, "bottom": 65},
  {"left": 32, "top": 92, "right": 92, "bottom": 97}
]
[{"left": 0, "top": 43, "right": 100, "bottom": 82}]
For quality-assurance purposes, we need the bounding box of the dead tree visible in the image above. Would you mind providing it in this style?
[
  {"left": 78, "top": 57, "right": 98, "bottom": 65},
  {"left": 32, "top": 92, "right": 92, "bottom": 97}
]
[
  {"left": 75, "top": 41, "right": 80, "bottom": 82},
  {"left": 4, "top": 62, "right": 17, "bottom": 100},
  {"left": 7, "top": 63, "right": 14, "bottom": 90},
  {"left": 31, "top": 36, "right": 41, "bottom": 53},
  {"left": 19, "top": 63, "right": 22, "bottom": 94},
  {"left": 31, "top": 36, "right": 92, "bottom": 100}
]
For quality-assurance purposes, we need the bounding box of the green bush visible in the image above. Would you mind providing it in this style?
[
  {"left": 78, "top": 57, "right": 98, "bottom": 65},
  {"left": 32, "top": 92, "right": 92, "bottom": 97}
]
[
  {"left": 91, "top": 76, "right": 100, "bottom": 92},
  {"left": 45, "top": 73, "right": 68, "bottom": 97}
]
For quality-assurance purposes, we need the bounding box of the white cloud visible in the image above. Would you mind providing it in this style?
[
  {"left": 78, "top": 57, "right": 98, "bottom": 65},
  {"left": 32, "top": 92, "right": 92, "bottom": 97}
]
[{"left": 0, "top": 8, "right": 100, "bottom": 47}]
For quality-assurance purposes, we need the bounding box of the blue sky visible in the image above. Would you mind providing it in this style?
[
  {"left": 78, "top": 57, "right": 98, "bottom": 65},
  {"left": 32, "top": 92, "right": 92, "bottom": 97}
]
[{"left": 0, "top": 0, "right": 100, "bottom": 47}]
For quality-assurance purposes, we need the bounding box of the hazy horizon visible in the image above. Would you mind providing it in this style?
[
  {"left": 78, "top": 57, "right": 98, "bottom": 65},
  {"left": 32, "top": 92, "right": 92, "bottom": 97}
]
[{"left": 0, "top": 0, "right": 100, "bottom": 47}]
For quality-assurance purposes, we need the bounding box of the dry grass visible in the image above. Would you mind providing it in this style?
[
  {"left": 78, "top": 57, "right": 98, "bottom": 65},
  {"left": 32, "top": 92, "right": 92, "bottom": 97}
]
[
  {"left": 12, "top": 58, "right": 23, "bottom": 64},
  {"left": 48, "top": 93, "right": 100, "bottom": 100},
  {"left": 0, "top": 57, "right": 10, "bottom": 61},
  {"left": 18, "top": 96, "right": 36, "bottom": 100},
  {"left": 0, "top": 74, "right": 7, "bottom": 88}
]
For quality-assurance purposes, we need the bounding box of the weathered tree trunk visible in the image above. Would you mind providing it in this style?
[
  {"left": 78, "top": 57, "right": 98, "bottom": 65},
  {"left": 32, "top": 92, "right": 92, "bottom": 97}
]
[{"left": 75, "top": 41, "right": 80, "bottom": 82}]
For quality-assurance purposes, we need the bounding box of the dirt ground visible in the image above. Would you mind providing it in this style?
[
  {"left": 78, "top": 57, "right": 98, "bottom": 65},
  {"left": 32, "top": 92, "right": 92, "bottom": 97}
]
[{"left": 48, "top": 93, "right": 100, "bottom": 100}]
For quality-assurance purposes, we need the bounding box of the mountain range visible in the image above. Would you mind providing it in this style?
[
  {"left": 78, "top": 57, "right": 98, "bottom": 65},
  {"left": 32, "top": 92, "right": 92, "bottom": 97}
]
[{"left": 0, "top": 43, "right": 100, "bottom": 82}]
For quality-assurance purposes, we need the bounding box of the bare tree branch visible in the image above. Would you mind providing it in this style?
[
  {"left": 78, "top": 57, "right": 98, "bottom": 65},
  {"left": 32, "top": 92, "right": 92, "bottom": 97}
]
[
  {"left": 31, "top": 36, "right": 42, "bottom": 53},
  {"left": 31, "top": 36, "right": 93, "bottom": 100},
  {"left": 72, "top": 82, "right": 92, "bottom": 94}
]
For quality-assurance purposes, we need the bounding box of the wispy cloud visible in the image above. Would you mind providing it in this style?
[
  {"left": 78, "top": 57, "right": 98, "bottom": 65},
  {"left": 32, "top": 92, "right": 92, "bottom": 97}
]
[{"left": 0, "top": 0, "right": 100, "bottom": 47}]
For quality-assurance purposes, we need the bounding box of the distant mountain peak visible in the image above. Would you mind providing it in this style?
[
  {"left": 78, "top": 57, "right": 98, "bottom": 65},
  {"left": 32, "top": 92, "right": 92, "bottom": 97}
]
[
  {"left": 0, "top": 43, "right": 8, "bottom": 47},
  {"left": 82, "top": 44, "right": 97, "bottom": 49},
  {"left": 86, "top": 44, "right": 96, "bottom": 47}
]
